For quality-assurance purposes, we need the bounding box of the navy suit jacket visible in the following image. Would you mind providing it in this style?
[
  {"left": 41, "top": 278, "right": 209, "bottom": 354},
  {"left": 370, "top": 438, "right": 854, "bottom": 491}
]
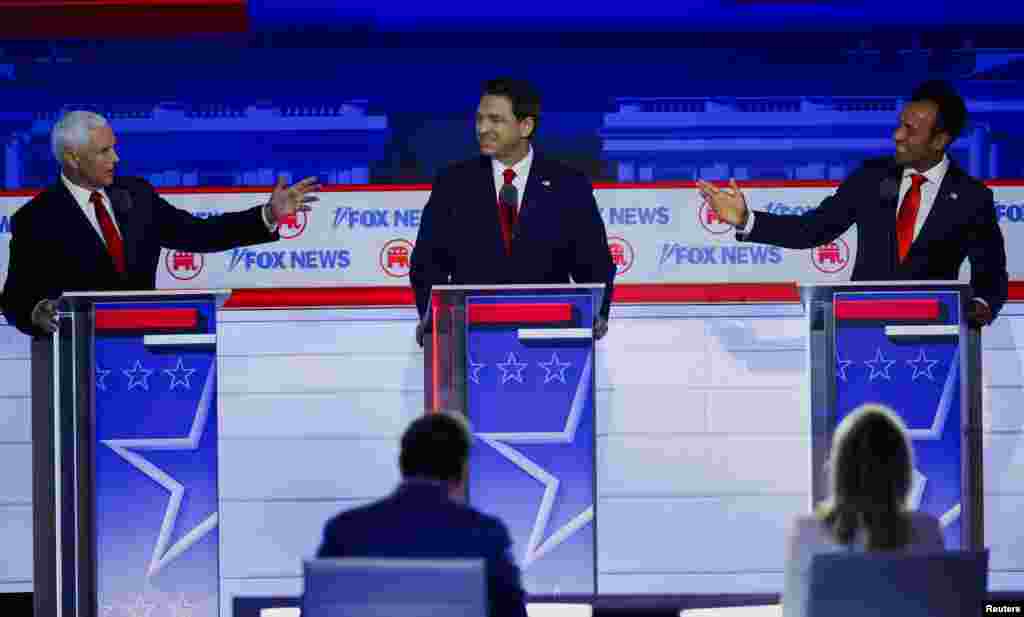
[
  {"left": 410, "top": 154, "right": 616, "bottom": 319},
  {"left": 316, "top": 481, "right": 528, "bottom": 617},
  {"left": 1, "top": 176, "right": 277, "bottom": 337},
  {"left": 742, "top": 157, "right": 1008, "bottom": 316}
]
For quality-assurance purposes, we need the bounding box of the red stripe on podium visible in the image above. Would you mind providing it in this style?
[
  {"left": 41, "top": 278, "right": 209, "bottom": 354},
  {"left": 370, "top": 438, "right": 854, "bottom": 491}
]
[
  {"left": 834, "top": 299, "right": 941, "bottom": 321},
  {"left": 468, "top": 304, "right": 573, "bottom": 325},
  {"left": 95, "top": 308, "right": 199, "bottom": 331}
]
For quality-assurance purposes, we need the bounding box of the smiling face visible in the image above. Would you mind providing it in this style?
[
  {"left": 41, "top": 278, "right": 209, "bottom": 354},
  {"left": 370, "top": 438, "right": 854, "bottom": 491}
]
[
  {"left": 64, "top": 124, "right": 119, "bottom": 190},
  {"left": 475, "top": 94, "right": 534, "bottom": 166},
  {"left": 892, "top": 100, "right": 949, "bottom": 171}
]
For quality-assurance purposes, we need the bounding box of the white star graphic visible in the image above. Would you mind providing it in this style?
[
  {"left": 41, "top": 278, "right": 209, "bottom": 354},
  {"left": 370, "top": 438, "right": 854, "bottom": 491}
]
[
  {"left": 163, "top": 358, "right": 197, "bottom": 391},
  {"left": 864, "top": 348, "right": 896, "bottom": 381},
  {"left": 538, "top": 352, "right": 572, "bottom": 384},
  {"left": 835, "top": 352, "right": 853, "bottom": 382},
  {"left": 496, "top": 352, "right": 528, "bottom": 385},
  {"left": 476, "top": 351, "right": 595, "bottom": 568},
  {"left": 906, "top": 348, "right": 940, "bottom": 381},
  {"left": 101, "top": 363, "right": 219, "bottom": 578},
  {"left": 468, "top": 356, "right": 486, "bottom": 384},
  {"left": 122, "top": 361, "right": 154, "bottom": 391},
  {"left": 122, "top": 595, "right": 156, "bottom": 617},
  {"left": 97, "top": 367, "right": 112, "bottom": 392}
]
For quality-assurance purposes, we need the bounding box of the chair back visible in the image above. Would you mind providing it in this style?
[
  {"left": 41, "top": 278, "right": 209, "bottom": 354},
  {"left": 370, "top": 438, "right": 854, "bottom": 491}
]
[
  {"left": 302, "top": 558, "right": 486, "bottom": 617},
  {"left": 807, "top": 549, "right": 988, "bottom": 617}
]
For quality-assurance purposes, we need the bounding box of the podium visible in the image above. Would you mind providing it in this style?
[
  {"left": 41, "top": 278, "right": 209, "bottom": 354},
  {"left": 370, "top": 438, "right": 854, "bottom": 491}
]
[
  {"left": 805, "top": 281, "right": 984, "bottom": 550},
  {"left": 426, "top": 283, "right": 603, "bottom": 594},
  {"left": 31, "top": 290, "right": 229, "bottom": 617}
]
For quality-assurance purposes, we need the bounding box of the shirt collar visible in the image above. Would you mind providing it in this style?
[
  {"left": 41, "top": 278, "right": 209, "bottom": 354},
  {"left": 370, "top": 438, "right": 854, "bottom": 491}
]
[
  {"left": 61, "top": 172, "right": 109, "bottom": 211},
  {"left": 492, "top": 145, "right": 533, "bottom": 180},
  {"left": 903, "top": 153, "right": 948, "bottom": 187}
]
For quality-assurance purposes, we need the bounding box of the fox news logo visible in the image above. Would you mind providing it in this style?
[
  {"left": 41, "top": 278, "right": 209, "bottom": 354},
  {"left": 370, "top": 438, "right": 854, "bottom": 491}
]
[
  {"left": 810, "top": 238, "right": 851, "bottom": 274},
  {"left": 165, "top": 250, "right": 204, "bottom": 281},
  {"left": 228, "top": 248, "right": 351, "bottom": 271},
  {"left": 600, "top": 207, "right": 670, "bottom": 226},
  {"left": 608, "top": 236, "right": 635, "bottom": 276},
  {"left": 333, "top": 207, "right": 421, "bottom": 229},
  {"left": 697, "top": 202, "right": 733, "bottom": 234},
  {"left": 380, "top": 239, "right": 414, "bottom": 278},
  {"left": 996, "top": 203, "right": 1024, "bottom": 223},
  {"left": 659, "top": 243, "right": 783, "bottom": 266}
]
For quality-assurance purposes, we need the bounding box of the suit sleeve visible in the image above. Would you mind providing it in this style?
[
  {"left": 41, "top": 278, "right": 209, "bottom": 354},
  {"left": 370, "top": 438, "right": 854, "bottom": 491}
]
[
  {"left": 131, "top": 179, "right": 277, "bottom": 252},
  {"left": 742, "top": 167, "right": 868, "bottom": 249},
  {"left": 409, "top": 173, "right": 454, "bottom": 318},
  {"left": 2, "top": 209, "right": 59, "bottom": 337},
  {"left": 484, "top": 517, "right": 528, "bottom": 617},
  {"left": 965, "top": 186, "right": 1008, "bottom": 317},
  {"left": 569, "top": 174, "right": 616, "bottom": 319}
]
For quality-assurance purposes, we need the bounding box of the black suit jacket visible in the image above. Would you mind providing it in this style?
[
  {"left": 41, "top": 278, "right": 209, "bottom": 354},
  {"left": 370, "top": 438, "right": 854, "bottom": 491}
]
[
  {"left": 410, "top": 154, "right": 616, "bottom": 319},
  {"left": 2, "top": 176, "right": 277, "bottom": 336},
  {"left": 316, "top": 481, "right": 528, "bottom": 617},
  {"left": 742, "top": 157, "right": 1009, "bottom": 316}
]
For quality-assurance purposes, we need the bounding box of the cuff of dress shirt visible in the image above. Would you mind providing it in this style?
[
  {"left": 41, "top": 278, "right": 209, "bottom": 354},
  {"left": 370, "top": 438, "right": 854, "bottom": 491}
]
[
  {"left": 262, "top": 203, "right": 279, "bottom": 232},
  {"left": 737, "top": 209, "right": 756, "bottom": 235}
]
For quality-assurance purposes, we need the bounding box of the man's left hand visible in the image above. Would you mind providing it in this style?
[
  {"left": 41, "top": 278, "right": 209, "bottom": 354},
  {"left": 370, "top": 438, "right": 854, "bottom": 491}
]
[
  {"left": 593, "top": 316, "right": 609, "bottom": 341},
  {"left": 268, "top": 175, "right": 321, "bottom": 224},
  {"left": 967, "top": 299, "right": 993, "bottom": 328}
]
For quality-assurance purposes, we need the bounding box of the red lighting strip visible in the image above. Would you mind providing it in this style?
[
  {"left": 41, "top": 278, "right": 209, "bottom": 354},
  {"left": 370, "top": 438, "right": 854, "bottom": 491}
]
[
  {"left": 834, "top": 299, "right": 941, "bottom": 321},
  {"left": 95, "top": 308, "right": 199, "bottom": 331},
  {"left": 467, "top": 304, "right": 573, "bottom": 325}
]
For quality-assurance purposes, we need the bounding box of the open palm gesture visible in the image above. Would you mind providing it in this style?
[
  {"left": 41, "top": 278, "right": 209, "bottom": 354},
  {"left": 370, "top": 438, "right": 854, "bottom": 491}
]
[
  {"left": 269, "top": 176, "right": 321, "bottom": 224},
  {"left": 696, "top": 178, "right": 749, "bottom": 228}
]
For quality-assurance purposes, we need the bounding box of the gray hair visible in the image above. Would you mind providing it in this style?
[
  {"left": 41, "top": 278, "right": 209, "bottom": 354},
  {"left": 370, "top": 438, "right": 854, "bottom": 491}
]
[{"left": 51, "top": 110, "right": 108, "bottom": 163}]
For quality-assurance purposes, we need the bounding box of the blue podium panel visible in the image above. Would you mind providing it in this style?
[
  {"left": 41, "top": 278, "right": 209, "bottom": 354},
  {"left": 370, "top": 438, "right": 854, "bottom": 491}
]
[
  {"left": 833, "top": 290, "right": 963, "bottom": 548},
  {"left": 93, "top": 300, "right": 220, "bottom": 617},
  {"left": 465, "top": 293, "right": 596, "bottom": 595}
]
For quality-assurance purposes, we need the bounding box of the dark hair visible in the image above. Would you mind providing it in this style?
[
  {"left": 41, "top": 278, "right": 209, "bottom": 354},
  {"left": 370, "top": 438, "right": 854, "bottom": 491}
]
[
  {"left": 482, "top": 77, "right": 541, "bottom": 139},
  {"left": 399, "top": 412, "right": 471, "bottom": 483},
  {"left": 910, "top": 80, "right": 968, "bottom": 142},
  {"left": 819, "top": 404, "right": 913, "bottom": 550}
]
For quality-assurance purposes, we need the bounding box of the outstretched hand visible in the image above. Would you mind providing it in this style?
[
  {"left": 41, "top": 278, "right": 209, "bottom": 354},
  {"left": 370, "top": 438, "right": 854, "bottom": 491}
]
[
  {"left": 269, "top": 176, "right": 321, "bottom": 224},
  {"left": 696, "top": 178, "right": 749, "bottom": 228}
]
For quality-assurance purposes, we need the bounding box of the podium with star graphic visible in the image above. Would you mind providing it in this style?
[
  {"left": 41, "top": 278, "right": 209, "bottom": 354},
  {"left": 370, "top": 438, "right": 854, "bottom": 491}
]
[
  {"left": 31, "top": 290, "right": 228, "bottom": 617},
  {"left": 806, "top": 281, "right": 984, "bottom": 550},
  {"left": 427, "top": 283, "right": 603, "bottom": 595}
]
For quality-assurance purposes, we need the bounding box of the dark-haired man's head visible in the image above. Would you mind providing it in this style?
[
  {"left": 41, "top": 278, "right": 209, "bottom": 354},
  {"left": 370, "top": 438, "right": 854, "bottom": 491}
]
[
  {"left": 893, "top": 80, "right": 968, "bottom": 171},
  {"left": 399, "top": 412, "right": 471, "bottom": 500},
  {"left": 476, "top": 78, "right": 541, "bottom": 166}
]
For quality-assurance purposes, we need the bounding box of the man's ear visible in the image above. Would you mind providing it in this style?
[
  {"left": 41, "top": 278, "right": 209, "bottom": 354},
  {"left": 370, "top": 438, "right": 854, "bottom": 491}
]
[
  {"left": 520, "top": 116, "right": 536, "bottom": 140},
  {"left": 931, "top": 130, "right": 952, "bottom": 152}
]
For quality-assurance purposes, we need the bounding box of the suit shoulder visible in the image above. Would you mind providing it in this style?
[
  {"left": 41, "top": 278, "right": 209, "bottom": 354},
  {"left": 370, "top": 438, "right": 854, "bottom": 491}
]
[
  {"left": 110, "top": 176, "right": 156, "bottom": 195},
  {"left": 11, "top": 184, "right": 64, "bottom": 225},
  {"left": 436, "top": 157, "right": 487, "bottom": 180},
  {"left": 535, "top": 158, "right": 592, "bottom": 184}
]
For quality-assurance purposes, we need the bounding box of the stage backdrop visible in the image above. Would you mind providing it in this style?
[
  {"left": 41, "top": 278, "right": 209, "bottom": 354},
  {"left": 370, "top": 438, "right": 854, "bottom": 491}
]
[{"left": 1, "top": 182, "right": 1023, "bottom": 291}]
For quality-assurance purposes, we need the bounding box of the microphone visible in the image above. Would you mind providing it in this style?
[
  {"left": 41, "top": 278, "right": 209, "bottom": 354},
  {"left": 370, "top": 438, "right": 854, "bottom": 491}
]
[
  {"left": 499, "top": 183, "right": 518, "bottom": 210},
  {"left": 880, "top": 176, "right": 900, "bottom": 204},
  {"left": 499, "top": 183, "right": 519, "bottom": 237}
]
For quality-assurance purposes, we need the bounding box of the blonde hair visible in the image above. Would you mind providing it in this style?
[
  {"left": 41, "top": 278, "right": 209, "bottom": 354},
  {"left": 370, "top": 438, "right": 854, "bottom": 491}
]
[{"left": 816, "top": 403, "right": 915, "bottom": 550}]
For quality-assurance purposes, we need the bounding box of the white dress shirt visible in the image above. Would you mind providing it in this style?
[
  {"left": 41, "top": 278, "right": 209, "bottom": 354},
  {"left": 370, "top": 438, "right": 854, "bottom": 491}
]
[
  {"left": 61, "top": 173, "right": 122, "bottom": 244},
  {"left": 491, "top": 146, "right": 533, "bottom": 213},
  {"left": 896, "top": 154, "right": 948, "bottom": 241}
]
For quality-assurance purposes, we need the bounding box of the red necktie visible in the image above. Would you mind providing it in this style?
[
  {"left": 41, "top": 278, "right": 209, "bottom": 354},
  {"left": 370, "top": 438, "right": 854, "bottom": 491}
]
[
  {"left": 895, "top": 174, "right": 926, "bottom": 263},
  {"left": 497, "top": 168, "right": 518, "bottom": 255},
  {"left": 91, "top": 191, "right": 126, "bottom": 273}
]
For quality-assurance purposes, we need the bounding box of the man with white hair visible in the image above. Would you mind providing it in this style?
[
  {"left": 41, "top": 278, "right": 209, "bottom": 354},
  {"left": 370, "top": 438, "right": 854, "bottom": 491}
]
[{"left": 1, "top": 110, "right": 320, "bottom": 337}]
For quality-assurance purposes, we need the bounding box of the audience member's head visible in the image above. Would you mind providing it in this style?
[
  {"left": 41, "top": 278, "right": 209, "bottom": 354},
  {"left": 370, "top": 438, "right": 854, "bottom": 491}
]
[
  {"left": 818, "top": 403, "right": 915, "bottom": 550},
  {"left": 399, "top": 411, "right": 472, "bottom": 499}
]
